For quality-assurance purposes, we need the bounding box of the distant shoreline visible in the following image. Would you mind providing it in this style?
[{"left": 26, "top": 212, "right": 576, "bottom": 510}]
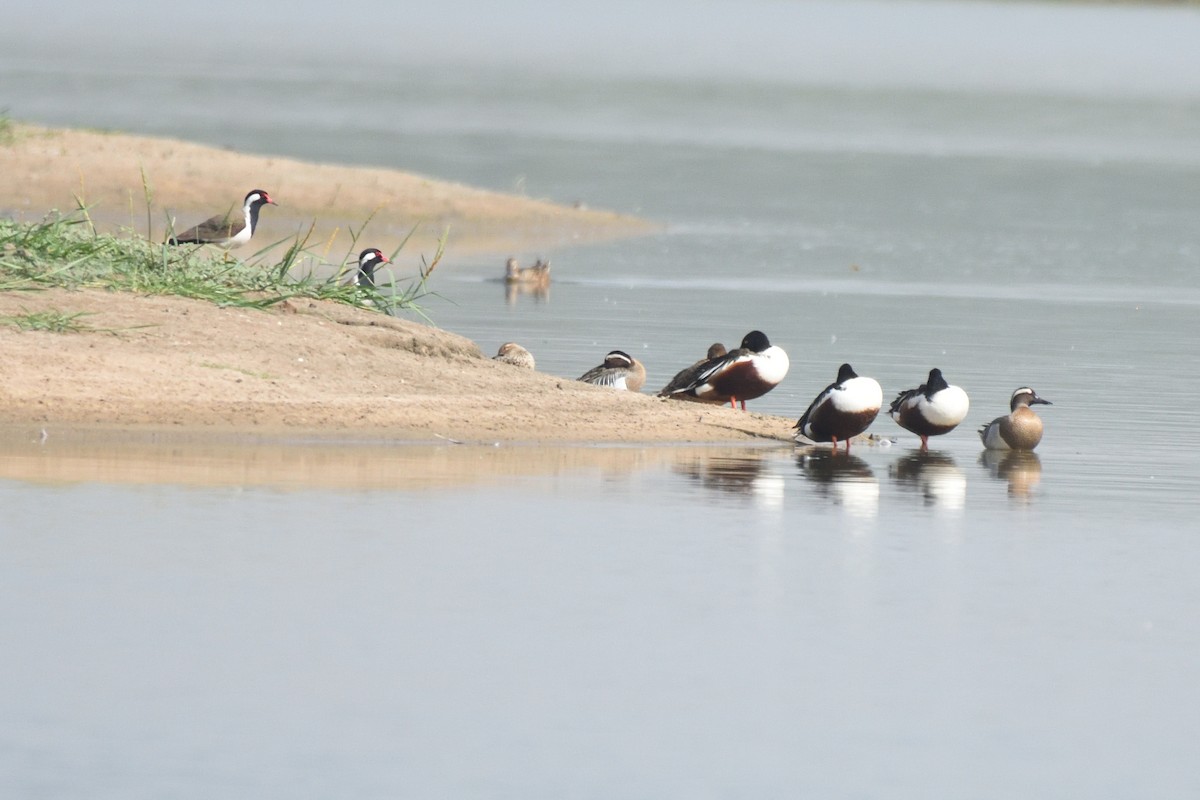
[{"left": 0, "top": 122, "right": 658, "bottom": 260}]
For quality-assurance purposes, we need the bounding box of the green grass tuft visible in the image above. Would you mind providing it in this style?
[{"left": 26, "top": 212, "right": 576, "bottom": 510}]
[{"left": 0, "top": 207, "right": 441, "bottom": 318}]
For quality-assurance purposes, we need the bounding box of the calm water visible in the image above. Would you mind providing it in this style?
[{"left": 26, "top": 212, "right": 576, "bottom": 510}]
[{"left": 3, "top": 1, "right": 1200, "bottom": 796}]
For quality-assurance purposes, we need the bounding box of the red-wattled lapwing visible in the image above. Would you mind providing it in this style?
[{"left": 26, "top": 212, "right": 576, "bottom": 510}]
[
  {"left": 168, "top": 189, "right": 276, "bottom": 248},
  {"left": 343, "top": 248, "right": 391, "bottom": 289}
]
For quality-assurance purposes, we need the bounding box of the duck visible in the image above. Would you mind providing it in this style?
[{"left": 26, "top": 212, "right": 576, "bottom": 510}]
[
  {"left": 577, "top": 350, "right": 646, "bottom": 392},
  {"left": 794, "top": 363, "right": 883, "bottom": 453},
  {"left": 665, "top": 330, "right": 788, "bottom": 410},
  {"left": 504, "top": 257, "right": 551, "bottom": 284},
  {"left": 493, "top": 342, "right": 536, "bottom": 370},
  {"left": 168, "top": 189, "right": 276, "bottom": 248},
  {"left": 888, "top": 368, "right": 970, "bottom": 450},
  {"left": 656, "top": 342, "right": 727, "bottom": 397},
  {"left": 342, "top": 248, "right": 390, "bottom": 289},
  {"left": 978, "top": 387, "right": 1052, "bottom": 451}
]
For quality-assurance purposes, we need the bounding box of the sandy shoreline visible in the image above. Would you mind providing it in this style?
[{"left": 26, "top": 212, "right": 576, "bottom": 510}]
[
  {"left": 0, "top": 124, "right": 809, "bottom": 446},
  {"left": 0, "top": 124, "right": 796, "bottom": 445},
  {"left": 0, "top": 287, "right": 797, "bottom": 445}
]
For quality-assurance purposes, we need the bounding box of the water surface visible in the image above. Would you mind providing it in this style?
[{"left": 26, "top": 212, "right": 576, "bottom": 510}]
[{"left": 2, "top": 1, "right": 1200, "bottom": 796}]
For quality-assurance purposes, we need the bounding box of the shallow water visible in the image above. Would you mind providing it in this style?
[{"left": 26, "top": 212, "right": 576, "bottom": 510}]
[{"left": 3, "top": 0, "right": 1200, "bottom": 796}]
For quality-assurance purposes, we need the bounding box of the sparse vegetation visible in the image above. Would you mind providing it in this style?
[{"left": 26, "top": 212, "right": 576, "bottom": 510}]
[
  {"left": 0, "top": 110, "right": 15, "bottom": 146},
  {"left": 0, "top": 308, "right": 97, "bottom": 333},
  {"left": 0, "top": 205, "right": 444, "bottom": 319}
]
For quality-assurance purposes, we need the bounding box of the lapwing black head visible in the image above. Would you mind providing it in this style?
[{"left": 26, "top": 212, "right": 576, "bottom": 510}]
[
  {"left": 168, "top": 189, "right": 277, "bottom": 248},
  {"left": 351, "top": 248, "right": 390, "bottom": 289}
]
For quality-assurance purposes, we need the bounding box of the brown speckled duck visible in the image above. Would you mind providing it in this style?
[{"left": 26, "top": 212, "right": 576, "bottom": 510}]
[
  {"left": 493, "top": 342, "right": 536, "bottom": 370},
  {"left": 504, "top": 257, "right": 551, "bottom": 285}
]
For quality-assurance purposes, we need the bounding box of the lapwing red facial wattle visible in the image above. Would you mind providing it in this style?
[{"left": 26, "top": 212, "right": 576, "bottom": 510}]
[{"left": 168, "top": 189, "right": 276, "bottom": 248}]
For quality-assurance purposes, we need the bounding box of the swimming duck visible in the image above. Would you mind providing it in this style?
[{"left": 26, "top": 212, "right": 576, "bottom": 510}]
[
  {"left": 504, "top": 257, "right": 551, "bottom": 284},
  {"left": 888, "top": 368, "right": 970, "bottom": 450},
  {"left": 493, "top": 342, "right": 536, "bottom": 370},
  {"left": 656, "top": 342, "right": 727, "bottom": 397},
  {"left": 794, "top": 363, "right": 883, "bottom": 453},
  {"left": 168, "top": 189, "right": 276, "bottom": 248},
  {"left": 342, "top": 248, "right": 390, "bottom": 289},
  {"left": 665, "top": 331, "right": 788, "bottom": 410},
  {"left": 577, "top": 350, "right": 646, "bottom": 392},
  {"left": 978, "top": 387, "right": 1052, "bottom": 451}
]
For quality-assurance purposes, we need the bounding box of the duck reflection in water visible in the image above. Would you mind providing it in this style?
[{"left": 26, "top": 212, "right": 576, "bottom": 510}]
[
  {"left": 795, "top": 447, "right": 879, "bottom": 518},
  {"left": 674, "top": 453, "right": 784, "bottom": 507},
  {"left": 889, "top": 450, "right": 966, "bottom": 510},
  {"left": 504, "top": 279, "right": 550, "bottom": 305},
  {"left": 980, "top": 449, "right": 1043, "bottom": 501}
]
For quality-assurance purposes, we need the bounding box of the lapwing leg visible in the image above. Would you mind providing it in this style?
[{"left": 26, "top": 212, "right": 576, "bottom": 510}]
[
  {"left": 739, "top": 398, "right": 746, "bottom": 411},
  {"left": 831, "top": 436, "right": 839, "bottom": 454},
  {"left": 728, "top": 396, "right": 737, "bottom": 410},
  {"left": 920, "top": 435, "right": 929, "bottom": 452}
]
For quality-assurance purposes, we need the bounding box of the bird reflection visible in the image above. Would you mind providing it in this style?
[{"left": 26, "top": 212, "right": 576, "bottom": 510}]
[
  {"left": 889, "top": 450, "right": 966, "bottom": 510},
  {"left": 979, "top": 449, "right": 1043, "bottom": 501},
  {"left": 795, "top": 447, "right": 878, "bottom": 518},
  {"left": 504, "top": 280, "right": 551, "bottom": 305},
  {"left": 675, "top": 454, "right": 784, "bottom": 507}
]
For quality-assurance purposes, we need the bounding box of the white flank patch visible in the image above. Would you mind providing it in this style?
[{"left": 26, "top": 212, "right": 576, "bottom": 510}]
[
  {"left": 753, "top": 346, "right": 790, "bottom": 384},
  {"left": 921, "top": 386, "right": 970, "bottom": 426},
  {"left": 831, "top": 376, "right": 882, "bottom": 413}
]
